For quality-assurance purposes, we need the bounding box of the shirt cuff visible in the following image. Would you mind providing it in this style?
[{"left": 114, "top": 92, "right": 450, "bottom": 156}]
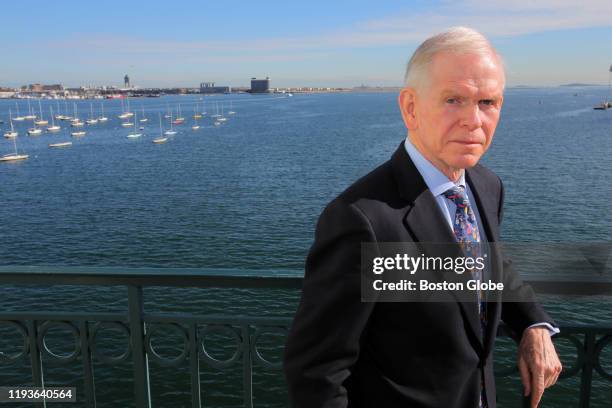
[{"left": 527, "top": 322, "right": 560, "bottom": 336}]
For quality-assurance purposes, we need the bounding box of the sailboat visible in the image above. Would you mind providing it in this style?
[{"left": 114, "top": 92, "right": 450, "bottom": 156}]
[
  {"left": 27, "top": 125, "right": 43, "bottom": 136},
  {"left": 192, "top": 114, "right": 200, "bottom": 130},
  {"left": 211, "top": 102, "right": 221, "bottom": 118},
  {"left": 164, "top": 112, "right": 177, "bottom": 135},
  {"left": 98, "top": 102, "right": 108, "bottom": 122},
  {"left": 34, "top": 100, "right": 48, "bottom": 126},
  {"left": 193, "top": 104, "right": 202, "bottom": 119},
  {"left": 24, "top": 99, "right": 37, "bottom": 120},
  {"left": 127, "top": 112, "right": 143, "bottom": 139},
  {"left": 47, "top": 106, "right": 61, "bottom": 132},
  {"left": 139, "top": 106, "right": 148, "bottom": 122},
  {"left": 118, "top": 97, "right": 133, "bottom": 119},
  {"left": 153, "top": 113, "right": 168, "bottom": 144},
  {"left": 173, "top": 104, "right": 185, "bottom": 124},
  {"left": 71, "top": 103, "right": 84, "bottom": 127},
  {"left": 117, "top": 98, "right": 128, "bottom": 119},
  {"left": 13, "top": 103, "right": 25, "bottom": 121},
  {"left": 3, "top": 109, "right": 18, "bottom": 139},
  {"left": 49, "top": 141, "right": 72, "bottom": 148},
  {"left": 124, "top": 96, "right": 134, "bottom": 118},
  {"left": 86, "top": 103, "right": 98, "bottom": 124},
  {"left": 228, "top": 100, "right": 236, "bottom": 115},
  {"left": 0, "top": 134, "right": 29, "bottom": 162},
  {"left": 71, "top": 112, "right": 86, "bottom": 135},
  {"left": 54, "top": 100, "right": 66, "bottom": 120},
  {"left": 60, "top": 100, "right": 72, "bottom": 120},
  {"left": 217, "top": 103, "right": 227, "bottom": 122},
  {"left": 593, "top": 65, "right": 612, "bottom": 110}
]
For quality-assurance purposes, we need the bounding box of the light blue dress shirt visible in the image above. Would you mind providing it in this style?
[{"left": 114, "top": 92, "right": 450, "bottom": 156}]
[{"left": 403, "top": 138, "right": 559, "bottom": 335}]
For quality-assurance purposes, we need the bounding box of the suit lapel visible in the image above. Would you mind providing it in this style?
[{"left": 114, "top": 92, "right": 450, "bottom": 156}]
[{"left": 391, "top": 143, "right": 484, "bottom": 351}]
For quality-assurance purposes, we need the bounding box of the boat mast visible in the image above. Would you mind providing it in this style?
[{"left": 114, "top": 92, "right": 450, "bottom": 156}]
[
  {"left": 608, "top": 64, "right": 612, "bottom": 105},
  {"left": 12, "top": 133, "right": 18, "bottom": 155}
]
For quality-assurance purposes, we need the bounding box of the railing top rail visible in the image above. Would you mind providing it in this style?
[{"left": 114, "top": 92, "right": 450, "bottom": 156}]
[{"left": 0, "top": 266, "right": 303, "bottom": 289}]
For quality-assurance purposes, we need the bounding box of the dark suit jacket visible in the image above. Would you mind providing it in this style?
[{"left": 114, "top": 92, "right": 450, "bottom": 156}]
[{"left": 283, "top": 142, "right": 554, "bottom": 408}]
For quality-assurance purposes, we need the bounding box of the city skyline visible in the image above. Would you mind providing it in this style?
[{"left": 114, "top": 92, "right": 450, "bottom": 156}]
[{"left": 2, "top": 0, "right": 611, "bottom": 88}]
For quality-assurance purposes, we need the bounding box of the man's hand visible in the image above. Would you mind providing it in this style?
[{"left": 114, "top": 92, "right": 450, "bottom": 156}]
[{"left": 517, "top": 327, "right": 562, "bottom": 408}]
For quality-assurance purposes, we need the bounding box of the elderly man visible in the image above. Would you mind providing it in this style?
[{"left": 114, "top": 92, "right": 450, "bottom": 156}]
[{"left": 283, "top": 27, "right": 562, "bottom": 408}]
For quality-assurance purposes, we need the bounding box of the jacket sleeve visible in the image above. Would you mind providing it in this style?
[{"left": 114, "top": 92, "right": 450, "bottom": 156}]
[
  {"left": 283, "top": 199, "right": 377, "bottom": 408},
  {"left": 497, "top": 178, "right": 557, "bottom": 336}
]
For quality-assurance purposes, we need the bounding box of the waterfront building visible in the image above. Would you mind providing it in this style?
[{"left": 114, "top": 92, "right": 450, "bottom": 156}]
[
  {"left": 199, "top": 82, "right": 231, "bottom": 94},
  {"left": 0, "top": 87, "right": 16, "bottom": 98},
  {"left": 250, "top": 77, "right": 270, "bottom": 93},
  {"left": 22, "top": 84, "right": 64, "bottom": 92}
]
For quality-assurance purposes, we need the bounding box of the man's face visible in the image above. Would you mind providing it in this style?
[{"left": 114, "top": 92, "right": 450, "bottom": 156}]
[{"left": 400, "top": 51, "right": 504, "bottom": 177}]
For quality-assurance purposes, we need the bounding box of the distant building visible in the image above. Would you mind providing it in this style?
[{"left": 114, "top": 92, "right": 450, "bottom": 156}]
[
  {"left": 124, "top": 75, "right": 130, "bottom": 88},
  {"left": 21, "top": 83, "right": 64, "bottom": 94},
  {"left": 250, "top": 77, "right": 270, "bottom": 93},
  {"left": 42, "top": 84, "right": 63, "bottom": 91},
  {"left": 0, "top": 88, "right": 15, "bottom": 98},
  {"left": 199, "top": 82, "right": 231, "bottom": 94},
  {"left": 27, "top": 83, "right": 44, "bottom": 92}
]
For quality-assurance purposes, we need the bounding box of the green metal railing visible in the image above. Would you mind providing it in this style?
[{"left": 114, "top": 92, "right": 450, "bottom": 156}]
[{"left": 0, "top": 267, "right": 610, "bottom": 408}]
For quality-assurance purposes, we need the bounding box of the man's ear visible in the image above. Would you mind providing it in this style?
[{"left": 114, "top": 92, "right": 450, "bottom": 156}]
[{"left": 398, "top": 87, "right": 418, "bottom": 130}]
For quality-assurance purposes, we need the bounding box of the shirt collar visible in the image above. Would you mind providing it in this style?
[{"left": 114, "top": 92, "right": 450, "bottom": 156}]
[{"left": 403, "top": 137, "right": 466, "bottom": 197}]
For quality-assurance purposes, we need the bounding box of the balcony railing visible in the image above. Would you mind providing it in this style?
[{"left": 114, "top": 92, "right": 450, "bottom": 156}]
[{"left": 0, "top": 266, "right": 610, "bottom": 408}]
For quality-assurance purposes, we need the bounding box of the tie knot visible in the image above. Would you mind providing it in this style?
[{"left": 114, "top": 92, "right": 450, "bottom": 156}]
[{"left": 443, "top": 186, "right": 468, "bottom": 207}]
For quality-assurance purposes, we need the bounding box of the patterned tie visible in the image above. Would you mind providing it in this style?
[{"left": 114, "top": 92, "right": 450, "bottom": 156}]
[{"left": 443, "top": 186, "right": 487, "bottom": 408}]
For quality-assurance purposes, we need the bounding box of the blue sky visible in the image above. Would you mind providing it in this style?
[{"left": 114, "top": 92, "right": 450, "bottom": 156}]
[{"left": 1, "top": 0, "right": 610, "bottom": 88}]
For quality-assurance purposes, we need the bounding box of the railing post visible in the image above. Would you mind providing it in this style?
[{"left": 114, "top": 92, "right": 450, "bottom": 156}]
[
  {"left": 242, "top": 324, "right": 253, "bottom": 408},
  {"left": 79, "top": 320, "right": 96, "bottom": 407},
  {"left": 579, "top": 332, "right": 596, "bottom": 408},
  {"left": 27, "top": 320, "right": 45, "bottom": 408},
  {"left": 189, "top": 323, "right": 201, "bottom": 408},
  {"left": 128, "top": 285, "right": 151, "bottom": 408}
]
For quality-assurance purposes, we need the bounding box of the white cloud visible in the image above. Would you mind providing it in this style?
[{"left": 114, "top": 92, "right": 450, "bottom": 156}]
[
  {"left": 14, "top": 1, "right": 609, "bottom": 86},
  {"left": 44, "top": 1, "right": 612, "bottom": 62}
]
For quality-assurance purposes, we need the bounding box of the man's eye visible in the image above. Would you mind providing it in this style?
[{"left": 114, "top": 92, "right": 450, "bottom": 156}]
[
  {"left": 479, "top": 99, "right": 494, "bottom": 106},
  {"left": 446, "top": 98, "right": 459, "bottom": 104}
]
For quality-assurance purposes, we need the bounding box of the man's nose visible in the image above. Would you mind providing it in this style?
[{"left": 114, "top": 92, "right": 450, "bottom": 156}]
[{"left": 460, "top": 104, "right": 483, "bottom": 131}]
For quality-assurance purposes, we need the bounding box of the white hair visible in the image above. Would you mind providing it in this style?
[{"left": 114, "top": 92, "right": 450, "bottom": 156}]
[{"left": 404, "top": 26, "right": 505, "bottom": 91}]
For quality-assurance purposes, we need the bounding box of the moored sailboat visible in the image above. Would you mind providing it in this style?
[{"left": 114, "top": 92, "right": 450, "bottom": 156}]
[
  {"left": 86, "top": 103, "right": 99, "bottom": 125},
  {"left": 34, "top": 100, "right": 48, "bottom": 126},
  {"left": 24, "top": 99, "right": 36, "bottom": 120},
  {"left": 49, "top": 142, "right": 72, "bottom": 148},
  {"left": 0, "top": 135, "right": 28, "bottom": 162},
  {"left": 98, "top": 102, "right": 109, "bottom": 122},
  {"left": 13, "top": 103, "right": 25, "bottom": 121},
  {"left": 47, "top": 106, "right": 61, "bottom": 132},
  {"left": 139, "top": 106, "right": 148, "bottom": 122},
  {"left": 3, "top": 109, "right": 19, "bottom": 139},
  {"left": 153, "top": 113, "right": 168, "bottom": 144},
  {"left": 127, "top": 112, "right": 143, "bottom": 138}
]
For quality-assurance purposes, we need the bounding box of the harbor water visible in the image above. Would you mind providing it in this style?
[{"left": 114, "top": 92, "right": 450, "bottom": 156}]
[{"left": 0, "top": 88, "right": 611, "bottom": 407}]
